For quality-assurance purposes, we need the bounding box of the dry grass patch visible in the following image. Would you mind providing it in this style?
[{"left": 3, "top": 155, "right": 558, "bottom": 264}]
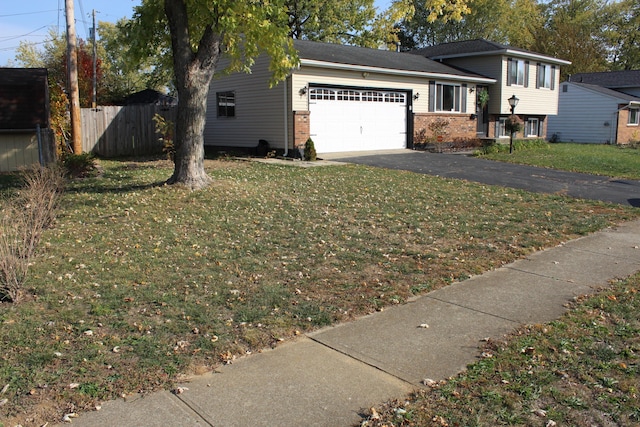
[{"left": 0, "top": 158, "right": 637, "bottom": 426}]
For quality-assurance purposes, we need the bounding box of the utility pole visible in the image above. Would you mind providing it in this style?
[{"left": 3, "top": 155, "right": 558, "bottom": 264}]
[
  {"left": 65, "top": 0, "right": 82, "bottom": 153},
  {"left": 92, "top": 9, "right": 97, "bottom": 109}
]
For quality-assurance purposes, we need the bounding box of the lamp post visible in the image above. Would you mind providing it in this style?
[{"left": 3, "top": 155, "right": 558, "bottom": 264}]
[{"left": 508, "top": 94, "right": 519, "bottom": 154}]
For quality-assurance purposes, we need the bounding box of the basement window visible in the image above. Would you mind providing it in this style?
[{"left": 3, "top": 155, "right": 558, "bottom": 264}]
[{"left": 217, "top": 91, "right": 235, "bottom": 117}]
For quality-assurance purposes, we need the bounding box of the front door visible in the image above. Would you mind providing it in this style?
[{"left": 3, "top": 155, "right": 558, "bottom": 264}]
[{"left": 476, "top": 86, "right": 489, "bottom": 137}]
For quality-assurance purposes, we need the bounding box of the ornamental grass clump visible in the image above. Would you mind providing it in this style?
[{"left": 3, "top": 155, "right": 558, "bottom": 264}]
[{"left": 0, "top": 165, "right": 65, "bottom": 302}]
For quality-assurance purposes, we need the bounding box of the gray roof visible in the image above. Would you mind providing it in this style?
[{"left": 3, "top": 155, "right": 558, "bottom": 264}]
[
  {"left": 569, "top": 70, "right": 640, "bottom": 89},
  {"left": 567, "top": 82, "right": 640, "bottom": 102},
  {"left": 293, "top": 39, "right": 492, "bottom": 81},
  {"left": 412, "top": 38, "right": 569, "bottom": 65}
]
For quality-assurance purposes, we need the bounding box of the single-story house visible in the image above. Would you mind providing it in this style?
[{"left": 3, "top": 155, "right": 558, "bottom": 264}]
[
  {"left": 547, "top": 71, "right": 640, "bottom": 144},
  {"left": 413, "top": 39, "right": 571, "bottom": 141},
  {"left": 205, "top": 39, "right": 569, "bottom": 154},
  {"left": 0, "top": 68, "right": 55, "bottom": 171}
]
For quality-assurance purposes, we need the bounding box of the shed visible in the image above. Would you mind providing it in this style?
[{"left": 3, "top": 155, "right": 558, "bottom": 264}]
[{"left": 0, "top": 68, "right": 55, "bottom": 171}]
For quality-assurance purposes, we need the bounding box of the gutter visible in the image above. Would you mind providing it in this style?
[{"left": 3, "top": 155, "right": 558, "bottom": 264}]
[
  {"left": 300, "top": 59, "right": 495, "bottom": 84},
  {"left": 428, "top": 49, "right": 572, "bottom": 66}
]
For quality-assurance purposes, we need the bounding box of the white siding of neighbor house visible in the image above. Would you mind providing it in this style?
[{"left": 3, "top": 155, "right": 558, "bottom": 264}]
[
  {"left": 205, "top": 55, "right": 287, "bottom": 149},
  {"left": 547, "top": 83, "right": 621, "bottom": 144}
]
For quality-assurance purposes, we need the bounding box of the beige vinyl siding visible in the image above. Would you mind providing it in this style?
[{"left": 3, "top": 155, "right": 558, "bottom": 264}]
[
  {"left": 205, "top": 55, "right": 286, "bottom": 149},
  {"left": 0, "top": 133, "right": 40, "bottom": 172},
  {"left": 439, "top": 56, "right": 503, "bottom": 115},
  {"left": 499, "top": 57, "right": 560, "bottom": 116},
  {"left": 291, "top": 66, "right": 475, "bottom": 114}
]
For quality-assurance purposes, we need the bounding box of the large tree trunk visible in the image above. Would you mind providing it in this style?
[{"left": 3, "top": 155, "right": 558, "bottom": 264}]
[{"left": 165, "top": 0, "right": 221, "bottom": 189}]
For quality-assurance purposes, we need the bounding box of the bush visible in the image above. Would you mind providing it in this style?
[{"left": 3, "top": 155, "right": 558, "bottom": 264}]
[
  {"left": 153, "top": 114, "right": 175, "bottom": 161},
  {"left": 60, "top": 152, "right": 98, "bottom": 178},
  {"left": 0, "top": 166, "right": 65, "bottom": 302},
  {"left": 304, "top": 137, "right": 317, "bottom": 161},
  {"left": 476, "top": 139, "right": 549, "bottom": 155}
]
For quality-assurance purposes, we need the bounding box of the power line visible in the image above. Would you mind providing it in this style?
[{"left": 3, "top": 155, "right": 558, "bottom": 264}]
[
  {"left": 0, "top": 26, "right": 49, "bottom": 42},
  {"left": 0, "top": 9, "right": 60, "bottom": 18}
]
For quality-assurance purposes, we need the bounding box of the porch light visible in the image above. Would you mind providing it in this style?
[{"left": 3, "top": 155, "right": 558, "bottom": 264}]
[
  {"left": 508, "top": 94, "right": 519, "bottom": 114},
  {"left": 413, "top": 92, "right": 420, "bottom": 100},
  {"left": 299, "top": 86, "right": 307, "bottom": 96}
]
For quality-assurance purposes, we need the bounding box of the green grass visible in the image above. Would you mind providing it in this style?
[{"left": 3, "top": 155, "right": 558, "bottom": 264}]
[
  {"left": 364, "top": 273, "right": 640, "bottom": 427},
  {"left": 476, "top": 142, "right": 640, "bottom": 180},
  {"left": 0, "top": 158, "right": 637, "bottom": 426}
]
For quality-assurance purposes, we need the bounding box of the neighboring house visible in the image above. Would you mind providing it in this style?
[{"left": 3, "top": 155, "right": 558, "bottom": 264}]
[
  {"left": 0, "top": 68, "right": 55, "bottom": 172},
  {"left": 205, "top": 40, "right": 495, "bottom": 154},
  {"left": 413, "top": 39, "right": 571, "bottom": 141},
  {"left": 121, "top": 88, "right": 177, "bottom": 106},
  {"left": 547, "top": 71, "right": 640, "bottom": 144}
]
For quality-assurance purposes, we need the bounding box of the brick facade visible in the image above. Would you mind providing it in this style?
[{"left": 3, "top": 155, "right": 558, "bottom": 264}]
[
  {"left": 616, "top": 108, "right": 640, "bottom": 144},
  {"left": 293, "top": 111, "right": 310, "bottom": 148},
  {"left": 413, "top": 113, "right": 477, "bottom": 143}
]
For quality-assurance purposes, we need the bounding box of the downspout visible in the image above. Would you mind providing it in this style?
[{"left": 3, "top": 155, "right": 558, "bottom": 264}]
[{"left": 283, "top": 76, "right": 289, "bottom": 157}]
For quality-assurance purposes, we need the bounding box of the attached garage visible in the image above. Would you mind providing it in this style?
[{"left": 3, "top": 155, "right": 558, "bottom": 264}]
[{"left": 308, "top": 87, "right": 407, "bottom": 152}]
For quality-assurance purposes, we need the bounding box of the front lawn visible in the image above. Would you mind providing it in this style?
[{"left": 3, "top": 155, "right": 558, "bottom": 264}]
[
  {"left": 476, "top": 142, "right": 640, "bottom": 180},
  {"left": 363, "top": 272, "right": 640, "bottom": 426},
  {"left": 0, "top": 158, "right": 637, "bottom": 426}
]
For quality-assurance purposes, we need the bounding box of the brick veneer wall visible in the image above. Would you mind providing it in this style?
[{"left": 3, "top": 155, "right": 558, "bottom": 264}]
[
  {"left": 293, "top": 111, "right": 310, "bottom": 148},
  {"left": 413, "top": 113, "right": 477, "bottom": 142},
  {"left": 616, "top": 109, "right": 640, "bottom": 144}
]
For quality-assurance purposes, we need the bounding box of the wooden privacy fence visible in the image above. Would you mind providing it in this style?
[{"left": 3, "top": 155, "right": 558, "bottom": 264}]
[{"left": 81, "top": 105, "right": 177, "bottom": 157}]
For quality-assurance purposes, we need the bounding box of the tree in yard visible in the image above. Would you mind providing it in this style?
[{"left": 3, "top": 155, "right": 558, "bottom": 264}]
[{"left": 127, "top": 0, "right": 297, "bottom": 189}]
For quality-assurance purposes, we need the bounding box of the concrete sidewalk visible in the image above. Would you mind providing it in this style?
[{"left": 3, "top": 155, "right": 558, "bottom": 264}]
[{"left": 67, "top": 220, "right": 640, "bottom": 427}]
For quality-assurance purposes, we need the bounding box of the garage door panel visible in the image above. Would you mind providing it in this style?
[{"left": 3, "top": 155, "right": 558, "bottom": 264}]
[{"left": 309, "top": 88, "right": 406, "bottom": 153}]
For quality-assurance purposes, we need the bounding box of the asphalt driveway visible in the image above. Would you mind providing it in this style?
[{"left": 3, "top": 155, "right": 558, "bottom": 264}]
[{"left": 323, "top": 150, "right": 640, "bottom": 208}]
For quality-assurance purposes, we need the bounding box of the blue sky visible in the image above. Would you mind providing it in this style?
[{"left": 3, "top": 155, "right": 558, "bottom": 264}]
[{"left": 0, "top": 0, "right": 393, "bottom": 66}]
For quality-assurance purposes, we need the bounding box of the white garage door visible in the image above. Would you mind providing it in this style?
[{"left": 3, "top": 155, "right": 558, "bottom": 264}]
[{"left": 309, "top": 88, "right": 407, "bottom": 153}]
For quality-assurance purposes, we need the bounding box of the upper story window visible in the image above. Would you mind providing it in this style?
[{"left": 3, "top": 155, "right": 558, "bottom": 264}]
[
  {"left": 537, "top": 64, "right": 555, "bottom": 90},
  {"left": 507, "top": 58, "right": 528, "bottom": 87},
  {"left": 629, "top": 108, "right": 639, "bottom": 126},
  {"left": 216, "top": 91, "right": 235, "bottom": 117}
]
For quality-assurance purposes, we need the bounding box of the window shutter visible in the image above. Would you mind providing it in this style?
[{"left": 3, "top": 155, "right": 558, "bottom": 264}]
[
  {"left": 551, "top": 66, "right": 556, "bottom": 90},
  {"left": 536, "top": 63, "right": 541, "bottom": 89},
  {"left": 428, "top": 81, "right": 436, "bottom": 112},
  {"left": 507, "top": 59, "right": 512, "bottom": 86},
  {"left": 524, "top": 61, "right": 529, "bottom": 88},
  {"left": 461, "top": 84, "right": 467, "bottom": 113}
]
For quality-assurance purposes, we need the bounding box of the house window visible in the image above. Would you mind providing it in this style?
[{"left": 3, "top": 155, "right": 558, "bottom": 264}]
[
  {"left": 216, "top": 91, "right": 235, "bottom": 117},
  {"left": 497, "top": 118, "right": 508, "bottom": 138},
  {"left": 629, "top": 108, "right": 639, "bottom": 126},
  {"left": 537, "top": 64, "right": 555, "bottom": 89},
  {"left": 435, "top": 83, "right": 461, "bottom": 112},
  {"left": 508, "top": 59, "right": 526, "bottom": 86},
  {"left": 526, "top": 118, "right": 539, "bottom": 136}
]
